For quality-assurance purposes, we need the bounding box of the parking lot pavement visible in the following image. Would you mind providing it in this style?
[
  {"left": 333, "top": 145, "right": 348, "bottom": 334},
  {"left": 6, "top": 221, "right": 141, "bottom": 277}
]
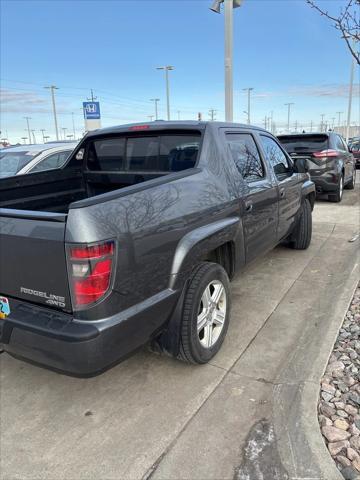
[{"left": 1, "top": 182, "right": 359, "bottom": 480}]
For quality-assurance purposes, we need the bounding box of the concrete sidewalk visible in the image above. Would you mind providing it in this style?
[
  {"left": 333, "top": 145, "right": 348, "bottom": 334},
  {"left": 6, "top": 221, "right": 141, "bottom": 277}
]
[{"left": 1, "top": 184, "right": 359, "bottom": 480}]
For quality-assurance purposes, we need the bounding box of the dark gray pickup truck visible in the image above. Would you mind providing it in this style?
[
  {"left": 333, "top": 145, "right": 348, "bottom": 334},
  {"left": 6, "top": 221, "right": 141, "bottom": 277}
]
[{"left": 0, "top": 121, "right": 315, "bottom": 376}]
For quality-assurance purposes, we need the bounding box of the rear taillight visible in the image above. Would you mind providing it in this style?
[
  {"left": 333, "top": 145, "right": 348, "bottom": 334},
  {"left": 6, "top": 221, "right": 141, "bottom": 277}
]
[
  {"left": 67, "top": 240, "right": 115, "bottom": 308},
  {"left": 312, "top": 149, "right": 339, "bottom": 158}
]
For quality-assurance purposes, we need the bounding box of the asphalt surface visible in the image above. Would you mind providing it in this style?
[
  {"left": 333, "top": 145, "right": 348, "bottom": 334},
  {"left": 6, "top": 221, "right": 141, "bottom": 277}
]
[{"left": 1, "top": 179, "right": 359, "bottom": 480}]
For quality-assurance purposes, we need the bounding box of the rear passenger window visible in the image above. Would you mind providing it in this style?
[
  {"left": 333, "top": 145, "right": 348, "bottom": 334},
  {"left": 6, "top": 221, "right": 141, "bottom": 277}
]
[
  {"left": 88, "top": 138, "right": 125, "bottom": 171},
  {"left": 226, "top": 133, "right": 264, "bottom": 181},
  {"left": 30, "top": 151, "right": 71, "bottom": 173},
  {"left": 88, "top": 134, "right": 200, "bottom": 172},
  {"left": 260, "top": 135, "right": 292, "bottom": 179}
]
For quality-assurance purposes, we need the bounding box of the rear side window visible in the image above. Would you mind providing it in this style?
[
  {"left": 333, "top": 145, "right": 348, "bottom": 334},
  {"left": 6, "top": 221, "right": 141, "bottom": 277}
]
[
  {"left": 260, "top": 135, "right": 292, "bottom": 179},
  {"left": 87, "top": 133, "right": 201, "bottom": 172},
  {"left": 226, "top": 133, "right": 264, "bottom": 181},
  {"left": 278, "top": 134, "right": 328, "bottom": 153},
  {"left": 30, "top": 151, "right": 71, "bottom": 173}
]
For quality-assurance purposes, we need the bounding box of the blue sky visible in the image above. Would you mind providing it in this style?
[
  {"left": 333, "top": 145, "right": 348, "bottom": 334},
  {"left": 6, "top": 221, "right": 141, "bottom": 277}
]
[{"left": 1, "top": 0, "right": 359, "bottom": 142}]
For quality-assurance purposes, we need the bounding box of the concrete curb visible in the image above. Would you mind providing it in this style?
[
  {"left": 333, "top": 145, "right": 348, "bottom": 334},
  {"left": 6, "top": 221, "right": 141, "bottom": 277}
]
[{"left": 273, "top": 261, "right": 359, "bottom": 480}]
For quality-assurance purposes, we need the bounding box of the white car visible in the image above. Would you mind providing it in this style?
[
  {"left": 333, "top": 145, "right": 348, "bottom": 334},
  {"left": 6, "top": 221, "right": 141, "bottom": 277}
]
[{"left": 0, "top": 142, "right": 78, "bottom": 179}]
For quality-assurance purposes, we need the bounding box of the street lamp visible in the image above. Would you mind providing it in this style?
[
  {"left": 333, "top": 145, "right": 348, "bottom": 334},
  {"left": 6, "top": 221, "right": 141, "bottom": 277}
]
[
  {"left": 210, "top": 0, "right": 243, "bottom": 122},
  {"left": 44, "top": 85, "right": 59, "bottom": 141},
  {"left": 24, "top": 117, "right": 32, "bottom": 144},
  {"left": 284, "top": 103, "right": 294, "bottom": 131},
  {"left": 150, "top": 98, "right": 160, "bottom": 120},
  {"left": 156, "top": 66, "right": 174, "bottom": 120},
  {"left": 344, "top": 36, "right": 356, "bottom": 142},
  {"left": 242, "top": 87, "right": 253, "bottom": 124}
]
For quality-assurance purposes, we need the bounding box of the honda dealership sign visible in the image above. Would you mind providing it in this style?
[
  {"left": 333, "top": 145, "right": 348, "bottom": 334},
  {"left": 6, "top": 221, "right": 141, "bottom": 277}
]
[{"left": 83, "top": 101, "right": 101, "bottom": 130}]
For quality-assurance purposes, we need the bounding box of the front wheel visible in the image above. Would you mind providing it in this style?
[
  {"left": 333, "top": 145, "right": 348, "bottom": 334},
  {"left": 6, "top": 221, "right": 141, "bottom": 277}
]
[
  {"left": 328, "top": 174, "right": 344, "bottom": 202},
  {"left": 290, "top": 199, "right": 312, "bottom": 250},
  {"left": 178, "top": 262, "right": 231, "bottom": 364}
]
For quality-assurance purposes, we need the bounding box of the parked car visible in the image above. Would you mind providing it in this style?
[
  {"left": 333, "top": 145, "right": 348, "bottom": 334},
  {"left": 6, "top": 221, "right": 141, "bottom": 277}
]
[
  {"left": 278, "top": 132, "right": 356, "bottom": 202},
  {"left": 0, "top": 143, "right": 77, "bottom": 178},
  {"left": 0, "top": 121, "right": 315, "bottom": 376},
  {"left": 349, "top": 139, "right": 360, "bottom": 168}
]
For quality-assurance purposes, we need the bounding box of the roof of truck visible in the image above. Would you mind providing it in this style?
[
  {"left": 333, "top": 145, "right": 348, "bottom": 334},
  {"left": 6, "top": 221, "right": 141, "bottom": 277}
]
[{"left": 86, "top": 121, "right": 268, "bottom": 137}]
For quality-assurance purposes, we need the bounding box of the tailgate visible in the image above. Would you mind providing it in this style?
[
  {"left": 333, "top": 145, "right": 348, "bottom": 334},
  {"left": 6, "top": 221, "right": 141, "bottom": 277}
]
[{"left": 0, "top": 210, "right": 72, "bottom": 312}]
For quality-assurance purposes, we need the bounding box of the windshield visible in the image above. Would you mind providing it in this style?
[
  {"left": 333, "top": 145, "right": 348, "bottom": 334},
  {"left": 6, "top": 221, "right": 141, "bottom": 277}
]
[
  {"left": 0, "top": 151, "right": 37, "bottom": 178},
  {"left": 278, "top": 135, "right": 329, "bottom": 153}
]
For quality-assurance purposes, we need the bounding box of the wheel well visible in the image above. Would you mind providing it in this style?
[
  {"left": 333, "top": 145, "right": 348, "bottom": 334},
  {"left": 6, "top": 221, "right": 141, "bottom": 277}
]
[{"left": 203, "top": 242, "right": 235, "bottom": 279}]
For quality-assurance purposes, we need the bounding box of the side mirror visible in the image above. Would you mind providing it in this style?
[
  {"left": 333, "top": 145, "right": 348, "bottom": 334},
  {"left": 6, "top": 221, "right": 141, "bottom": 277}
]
[{"left": 293, "top": 157, "right": 309, "bottom": 173}]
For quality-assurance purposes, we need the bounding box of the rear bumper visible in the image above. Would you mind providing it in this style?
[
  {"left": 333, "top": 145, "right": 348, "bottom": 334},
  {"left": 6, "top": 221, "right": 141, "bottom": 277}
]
[
  {"left": 310, "top": 171, "right": 340, "bottom": 194},
  {"left": 0, "top": 291, "right": 178, "bottom": 376}
]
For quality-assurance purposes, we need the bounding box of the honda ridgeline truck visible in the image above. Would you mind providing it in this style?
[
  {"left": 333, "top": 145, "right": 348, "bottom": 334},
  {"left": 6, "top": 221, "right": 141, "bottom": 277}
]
[{"left": 0, "top": 122, "right": 315, "bottom": 376}]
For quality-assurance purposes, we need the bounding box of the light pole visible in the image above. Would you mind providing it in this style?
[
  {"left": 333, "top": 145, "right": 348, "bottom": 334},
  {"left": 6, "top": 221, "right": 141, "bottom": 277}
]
[
  {"left": 21, "top": 137, "right": 28, "bottom": 144},
  {"left": 336, "top": 111, "right": 343, "bottom": 129},
  {"left": 177, "top": 110, "right": 181, "bottom": 120},
  {"left": 31, "top": 130, "right": 37, "bottom": 143},
  {"left": 44, "top": 85, "right": 59, "bottom": 141},
  {"left": 24, "top": 117, "right": 32, "bottom": 144},
  {"left": 210, "top": 0, "right": 243, "bottom": 122},
  {"left": 62, "top": 127, "right": 67, "bottom": 140},
  {"left": 40, "top": 129, "right": 46, "bottom": 143},
  {"left": 345, "top": 38, "right": 356, "bottom": 143},
  {"left": 284, "top": 103, "right": 294, "bottom": 131},
  {"left": 242, "top": 87, "right": 253, "bottom": 124},
  {"left": 156, "top": 66, "right": 174, "bottom": 120},
  {"left": 150, "top": 98, "right": 160, "bottom": 120},
  {"left": 71, "top": 112, "right": 76, "bottom": 140}
]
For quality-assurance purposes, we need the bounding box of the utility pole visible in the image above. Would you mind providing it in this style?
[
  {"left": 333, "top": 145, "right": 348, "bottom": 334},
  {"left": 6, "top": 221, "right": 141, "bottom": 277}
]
[
  {"left": 71, "top": 112, "right": 76, "bottom": 140},
  {"left": 156, "top": 66, "right": 174, "bottom": 120},
  {"left": 177, "top": 110, "right": 181, "bottom": 120},
  {"left": 320, "top": 114, "right": 325, "bottom": 132},
  {"left": 150, "top": 98, "right": 160, "bottom": 120},
  {"left": 294, "top": 120, "right": 298, "bottom": 132},
  {"left": 210, "top": 0, "right": 243, "bottom": 122},
  {"left": 24, "top": 117, "right": 32, "bottom": 144},
  {"left": 331, "top": 117, "right": 335, "bottom": 130},
  {"left": 87, "top": 89, "right": 97, "bottom": 102},
  {"left": 40, "top": 129, "right": 46, "bottom": 143},
  {"left": 310, "top": 120, "right": 313, "bottom": 132},
  {"left": 44, "top": 85, "right": 59, "bottom": 141},
  {"left": 242, "top": 87, "right": 253, "bottom": 124},
  {"left": 31, "top": 130, "right": 37, "bottom": 143},
  {"left": 284, "top": 103, "right": 294, "bottom": 131},
  {"left": 270, "top": 111, "right": 274, "bottom": 133},
  {"left": 209, "top": 108, "right": 217, "bottom": 121},
  {"left": 264, "top": 116, "right": 268, "bottom": 129}
]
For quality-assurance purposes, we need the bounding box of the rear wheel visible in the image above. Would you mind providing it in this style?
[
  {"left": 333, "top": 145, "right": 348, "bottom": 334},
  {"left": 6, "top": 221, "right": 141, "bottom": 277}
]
[
  {"left": 290, "top": 199, "right": 312, "bottom": 250},
  {"left": 345, "top": 168, "right": 356, "bottom": 190},
  {"left": 328, "top": 174, "right": 344, "bottom": 202},
  {"left": 178, "top": 262, "right": 231, "bottom": 364}
]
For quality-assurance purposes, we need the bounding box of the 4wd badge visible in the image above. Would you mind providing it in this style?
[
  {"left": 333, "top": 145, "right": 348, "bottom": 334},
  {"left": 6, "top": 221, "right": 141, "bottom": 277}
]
[{"left": 0, "top": 296, "right": 10, "bottom": 319}]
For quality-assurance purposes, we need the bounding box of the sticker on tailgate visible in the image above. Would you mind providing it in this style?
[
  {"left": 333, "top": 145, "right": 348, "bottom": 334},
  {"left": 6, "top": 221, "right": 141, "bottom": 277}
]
[{"left": 0, "top": 296, "right": 10, "bottom": 319}]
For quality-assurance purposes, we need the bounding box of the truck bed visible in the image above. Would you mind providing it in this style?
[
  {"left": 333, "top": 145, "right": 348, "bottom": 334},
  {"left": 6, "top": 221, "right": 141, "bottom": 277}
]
[{"left": 0, "top": 167, "right": 169, "bottom": 213}]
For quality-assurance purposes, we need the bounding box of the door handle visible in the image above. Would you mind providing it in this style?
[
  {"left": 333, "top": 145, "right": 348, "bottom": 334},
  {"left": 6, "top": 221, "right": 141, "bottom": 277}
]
[
  {"left": 245, "top": 201, "right": 253, "bottom": 212},
  {"left": 279, "top": 188, "right": 285, "bottom": 198}
]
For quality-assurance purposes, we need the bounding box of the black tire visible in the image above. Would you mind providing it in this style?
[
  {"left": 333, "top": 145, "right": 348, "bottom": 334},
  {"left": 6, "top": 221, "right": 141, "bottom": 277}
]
[
  {"left": 178, "top": 262, "right": 231, "bottom": 364},
  {"left": 290, "top": 199, "right": 312, "bottom": 250},
  {"left": 328, "top": 174, "right": 344, "bottom": 202},
  {"left": 345, "top": 169, "right": 356, "bottom": 190}
]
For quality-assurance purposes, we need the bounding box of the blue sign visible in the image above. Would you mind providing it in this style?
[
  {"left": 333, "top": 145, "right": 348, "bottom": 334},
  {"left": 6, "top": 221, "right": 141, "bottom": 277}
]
[{"left": 83, "top": 102, "right": 101, "bottom": 120}]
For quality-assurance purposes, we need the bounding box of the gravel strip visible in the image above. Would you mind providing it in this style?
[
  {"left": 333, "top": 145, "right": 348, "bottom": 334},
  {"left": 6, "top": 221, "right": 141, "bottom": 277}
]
[{"left": 318, "top": 285, "right": 360, "bottom": 480}]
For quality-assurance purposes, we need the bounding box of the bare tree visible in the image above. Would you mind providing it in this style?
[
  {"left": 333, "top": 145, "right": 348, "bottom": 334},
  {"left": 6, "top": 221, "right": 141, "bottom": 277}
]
[{"left": 306, "top": 0, "right": 359, "bottom": 64}]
